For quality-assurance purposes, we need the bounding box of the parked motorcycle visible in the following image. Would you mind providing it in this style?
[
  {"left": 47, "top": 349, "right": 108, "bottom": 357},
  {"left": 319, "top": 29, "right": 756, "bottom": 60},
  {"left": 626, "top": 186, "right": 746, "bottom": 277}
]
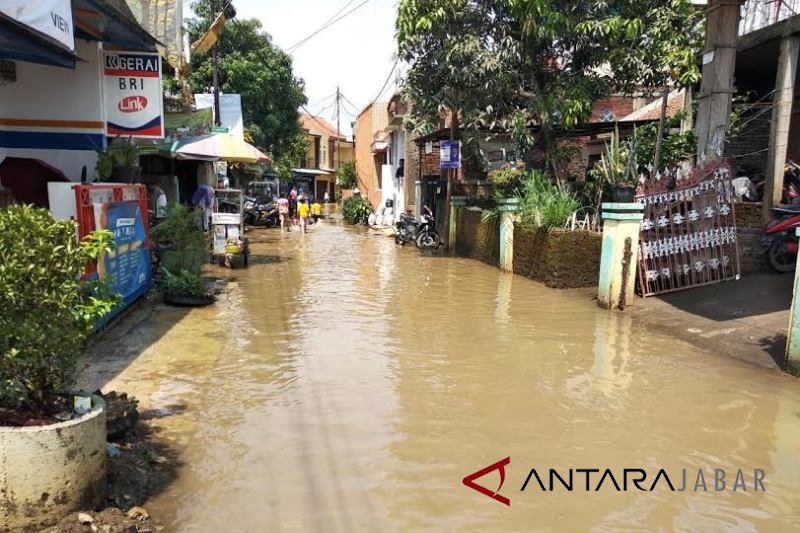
[
  {"left": 243, "top": 196, "right": 279, "bottom": 228},
  {"left": 395, "top": 206, "right": 441, "bottom": 250},
  {"left": 761, "top": 205, "right": 800, "bottom": 273}
]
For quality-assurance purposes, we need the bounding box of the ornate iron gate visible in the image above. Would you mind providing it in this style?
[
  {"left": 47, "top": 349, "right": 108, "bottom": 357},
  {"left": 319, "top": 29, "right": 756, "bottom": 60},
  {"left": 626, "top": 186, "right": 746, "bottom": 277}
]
[{"left": 637, "top": 163, "right": 741, "bottom": 297}]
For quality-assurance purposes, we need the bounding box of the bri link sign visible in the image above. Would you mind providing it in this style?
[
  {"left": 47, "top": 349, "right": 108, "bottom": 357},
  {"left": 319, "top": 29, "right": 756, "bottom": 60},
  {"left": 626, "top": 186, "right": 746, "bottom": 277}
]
[{"left": 103, "top": 52, "right": 164, "bottom": 138}]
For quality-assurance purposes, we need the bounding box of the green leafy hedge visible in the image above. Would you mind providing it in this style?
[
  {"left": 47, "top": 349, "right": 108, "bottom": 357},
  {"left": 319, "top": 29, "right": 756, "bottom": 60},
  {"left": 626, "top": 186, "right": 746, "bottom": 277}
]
[
  {"left": 0, "top": 205, "right": 119, "bottom": 414},
  {"left": 342, "top": 196, "right": 373, "bottom": 225}
]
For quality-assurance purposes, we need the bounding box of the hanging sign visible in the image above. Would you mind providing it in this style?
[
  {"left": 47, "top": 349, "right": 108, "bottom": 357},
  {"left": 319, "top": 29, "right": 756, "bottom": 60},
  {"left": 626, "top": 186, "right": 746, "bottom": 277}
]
[
  {"left": 103, "top": 52, "right": 165, "bottom": 138},
  {"left": 0, "top": 0, "right": 75, "bottom": 52},
  {"left": 440, "top": 140, "right": 461, "bottom": 170}
]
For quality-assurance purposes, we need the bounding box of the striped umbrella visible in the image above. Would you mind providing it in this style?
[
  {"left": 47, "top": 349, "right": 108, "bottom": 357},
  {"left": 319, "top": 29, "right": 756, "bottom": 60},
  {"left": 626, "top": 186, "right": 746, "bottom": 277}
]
[{"left": 172, "top": 133, "right": 270, "bottom": 164}]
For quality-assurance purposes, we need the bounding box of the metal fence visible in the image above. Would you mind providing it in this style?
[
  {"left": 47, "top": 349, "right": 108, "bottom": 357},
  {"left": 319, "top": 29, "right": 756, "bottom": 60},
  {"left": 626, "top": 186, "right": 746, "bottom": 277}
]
[{"left": 637, "top": 163, "right": 741, "bottom": 297}]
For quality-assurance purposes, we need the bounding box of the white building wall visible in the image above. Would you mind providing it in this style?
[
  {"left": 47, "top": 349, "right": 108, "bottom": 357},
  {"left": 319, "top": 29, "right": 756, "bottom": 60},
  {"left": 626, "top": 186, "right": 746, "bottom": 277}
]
[{"left": 0, "top": 39, "right": 106, "bottom": 181}]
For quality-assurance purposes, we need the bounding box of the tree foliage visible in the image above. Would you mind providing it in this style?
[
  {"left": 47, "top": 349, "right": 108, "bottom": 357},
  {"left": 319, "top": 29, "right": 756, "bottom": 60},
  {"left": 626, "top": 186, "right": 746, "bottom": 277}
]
[
  {"left": 335, "top": 161, "right": 358, "bottom": 189},
  {"left": 187, "top": 0, "right": 307, "bottom": 156},
  {"left": 396, "top": 0, "right": 703, "bottom": 177},
  {"left": 272, "top": 131, "right": 309, "bottom": 183}
]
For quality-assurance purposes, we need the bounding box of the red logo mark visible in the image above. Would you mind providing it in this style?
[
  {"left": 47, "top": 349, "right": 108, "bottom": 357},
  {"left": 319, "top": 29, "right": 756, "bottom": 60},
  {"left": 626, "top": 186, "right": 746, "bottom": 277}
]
[
  {"left": 463, "top": 457, "right": 511, "bottom": 506},
  {"left": 118, "top": 96, "right": 148, "bottom": 113}
]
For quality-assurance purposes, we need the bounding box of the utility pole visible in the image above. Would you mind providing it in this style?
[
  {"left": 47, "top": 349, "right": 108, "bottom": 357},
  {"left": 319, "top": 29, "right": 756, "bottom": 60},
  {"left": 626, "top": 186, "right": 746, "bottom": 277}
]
[
  {"left": 335, "top": 86, "right": 341, "bottom": 170},
  {"left": 694, "top": 0, "right": 744, "bottom": 159},
  {"left": 212, "top": 46, "right": 221, "bottom": 126}
]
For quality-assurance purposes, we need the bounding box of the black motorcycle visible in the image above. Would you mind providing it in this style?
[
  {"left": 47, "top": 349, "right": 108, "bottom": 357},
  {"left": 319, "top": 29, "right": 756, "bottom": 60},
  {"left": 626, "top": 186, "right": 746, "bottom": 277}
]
[
  {"left": 243, "top": 196, "right": 279, "bottom": 228},
  {"left": 395, "top": 207, "right": 441, "bottom": 250}
]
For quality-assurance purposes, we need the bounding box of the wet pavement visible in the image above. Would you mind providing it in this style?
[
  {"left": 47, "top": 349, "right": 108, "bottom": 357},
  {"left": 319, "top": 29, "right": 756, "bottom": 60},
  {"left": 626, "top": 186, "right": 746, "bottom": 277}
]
[{"left": 79, "top": 221, "right": 800, "bottom": 532}]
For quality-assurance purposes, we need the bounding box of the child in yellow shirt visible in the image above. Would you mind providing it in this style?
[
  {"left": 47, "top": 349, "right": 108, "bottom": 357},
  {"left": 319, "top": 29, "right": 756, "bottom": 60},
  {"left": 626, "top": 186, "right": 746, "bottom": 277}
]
[
  {"left": 298, "top": 199, "right": 310, "bottom": 233},
  {"left": 311, "top": 201, "right": 322, "bottom": 225}
]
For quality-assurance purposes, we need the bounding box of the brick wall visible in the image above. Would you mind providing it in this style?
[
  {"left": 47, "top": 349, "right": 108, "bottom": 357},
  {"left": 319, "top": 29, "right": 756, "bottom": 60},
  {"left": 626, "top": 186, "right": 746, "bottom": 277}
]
[
  {"left": 591, "top": 96, "right": 640, "bottom": 122},
  {"left": 738, "top": 229, "right": 769, "bottom": 274},
  {"left": 725, "top": 104, "right": 771, "bottom": 176},
  {"left": 735, "top": 201, "right": 764, "bottom": 228}
]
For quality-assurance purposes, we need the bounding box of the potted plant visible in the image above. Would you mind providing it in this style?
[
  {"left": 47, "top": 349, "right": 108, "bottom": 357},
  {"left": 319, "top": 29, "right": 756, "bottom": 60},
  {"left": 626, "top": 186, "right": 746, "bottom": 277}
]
[
  {"left": 592, "top": 126, "right": 638, "bottom": 203},
  {"left": 110, "top": 139, "right": 141, "bottom": 182},
  {"left": 489, "top": 162, "right": 525, "bottom": 213},
  {"left": 161, "top": 268, "right": 215, "bottom": 307},
  {"left": 0, "top": 205, "right": 120, "bottom": 530},
  {"left": 151, "top": 204, "right": 209, "bottom": 274},
  {"left": 95, "top": 138, "right": 141, "bottom": 183}
]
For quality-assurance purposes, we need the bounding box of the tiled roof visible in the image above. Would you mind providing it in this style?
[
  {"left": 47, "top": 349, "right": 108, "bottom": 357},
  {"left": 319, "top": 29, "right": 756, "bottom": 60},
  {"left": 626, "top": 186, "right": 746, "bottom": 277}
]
[
  {"left": 621, "top": 90, "right": 686, "bottom": 122},
  {"left": 299, "top": 113, "right": 344, "bottom": 140}
]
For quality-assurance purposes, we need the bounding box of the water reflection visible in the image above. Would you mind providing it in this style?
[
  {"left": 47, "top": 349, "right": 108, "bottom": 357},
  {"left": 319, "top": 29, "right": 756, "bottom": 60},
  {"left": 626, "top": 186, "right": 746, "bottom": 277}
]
[
  {"left": 79, "top": 223, "right": 800, "bottom": 532},
  {"left": 564, "top": 311, "right": 634, "bottom": 409}
]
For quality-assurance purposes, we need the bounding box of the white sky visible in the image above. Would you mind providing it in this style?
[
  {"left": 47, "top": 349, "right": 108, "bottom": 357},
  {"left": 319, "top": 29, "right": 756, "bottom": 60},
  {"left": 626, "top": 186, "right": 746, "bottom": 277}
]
[{"left": 188, "top": 0, "right": 401, "bottom": 137}]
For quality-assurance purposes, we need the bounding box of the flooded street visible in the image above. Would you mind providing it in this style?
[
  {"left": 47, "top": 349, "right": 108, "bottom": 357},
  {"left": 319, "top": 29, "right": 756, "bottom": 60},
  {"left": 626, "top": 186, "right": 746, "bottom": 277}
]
[{"left": 80, "top": 222, "right": 800, "bottom": 532}]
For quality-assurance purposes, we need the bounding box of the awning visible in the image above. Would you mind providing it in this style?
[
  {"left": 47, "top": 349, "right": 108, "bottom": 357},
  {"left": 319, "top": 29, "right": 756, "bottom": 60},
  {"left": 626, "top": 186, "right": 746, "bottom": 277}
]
[
  {"left": 0, "top": 11, "right": 79, "bottom": 68},
  {"left": 292, "top": 168, "right": 329, "bottom": 176},
  {"left": 371, "top": 141, "right": 389, "bottom": 153},
  {"left": 0, "top": 0, "right": 159, "bottom": 69},
  {"left": 73, "top": 0, "right": 161, "bottom": 51}
]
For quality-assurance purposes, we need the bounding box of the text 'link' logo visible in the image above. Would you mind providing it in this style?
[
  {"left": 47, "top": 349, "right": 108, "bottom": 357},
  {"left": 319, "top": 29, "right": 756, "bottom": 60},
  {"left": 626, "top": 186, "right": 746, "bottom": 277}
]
[{"left": 463, "top": 457, "right": 511, "bottom": 506}]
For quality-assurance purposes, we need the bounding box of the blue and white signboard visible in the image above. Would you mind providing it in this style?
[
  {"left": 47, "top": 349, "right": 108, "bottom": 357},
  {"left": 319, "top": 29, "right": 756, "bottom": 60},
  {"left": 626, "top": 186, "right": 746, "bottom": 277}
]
[
  {"left": 93, "top": 201, "right": 152, "bottom": 321},
  {"left": 440, "top": 140, "right": 461, "bottom": 170}
]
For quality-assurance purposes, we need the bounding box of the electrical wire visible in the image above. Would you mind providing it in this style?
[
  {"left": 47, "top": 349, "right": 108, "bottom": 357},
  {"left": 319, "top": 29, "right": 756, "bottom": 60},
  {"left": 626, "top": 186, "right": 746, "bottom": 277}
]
[
  {"left": 369, "top": 57, "right": 400, "bottom": 107},
  {"left": 287, "top": 0, "right": 372, "bottom": 53},
  {"left": 340, "top": 93, "right": 361, "bottom": 111}
]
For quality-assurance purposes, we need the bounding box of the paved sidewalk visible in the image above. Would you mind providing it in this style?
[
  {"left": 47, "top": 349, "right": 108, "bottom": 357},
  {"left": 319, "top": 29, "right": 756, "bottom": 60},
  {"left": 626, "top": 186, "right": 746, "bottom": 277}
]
[{"left": 631, "top": 273, "right": 794, "bottom": 371}]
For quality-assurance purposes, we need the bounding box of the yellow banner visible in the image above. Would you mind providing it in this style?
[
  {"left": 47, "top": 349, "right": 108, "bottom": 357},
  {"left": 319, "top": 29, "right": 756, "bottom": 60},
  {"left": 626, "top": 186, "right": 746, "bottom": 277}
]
[
  {"left": 125, "top": 0, "right": 184, "bottom": 69},
  {"left": 191, "top": 12, "right": 227, "bottom": 55}
]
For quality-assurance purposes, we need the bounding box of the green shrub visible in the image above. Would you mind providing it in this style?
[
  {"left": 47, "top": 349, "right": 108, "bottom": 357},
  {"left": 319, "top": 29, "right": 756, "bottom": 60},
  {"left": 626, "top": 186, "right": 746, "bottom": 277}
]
[
  {"left": 519, "top": 170, "right": 579, "bottom": 228},
  {"left": 336, "top": 161, "right": 358, "bottom": 189},
  {"left": 342, "top": 195, "right": 373, "bottom": 225},
  {"left": 489, "top": 163, "right": 525, "bottom": 198},
  {"left": 161, "top": 269, "right": 206, "bottom": 298},
  {"left": 0, "top": 205, "right": 119, "bottom": 415},
  {"left": 151, "top": 204, "right": 208, "bottom": 250}
]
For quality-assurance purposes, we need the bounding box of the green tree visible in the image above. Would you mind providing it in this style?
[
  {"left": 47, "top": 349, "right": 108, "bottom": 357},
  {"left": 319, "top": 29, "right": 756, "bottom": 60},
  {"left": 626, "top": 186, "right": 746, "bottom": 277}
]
[
  {"left": 396, "top": 0, "right": 702, "bottom": 179},
  {"left": 187, "top": 0, "right": 307, "bottom": 156},
  {"left": 272, "top": 131, "right": 309, "bottom": 183}
]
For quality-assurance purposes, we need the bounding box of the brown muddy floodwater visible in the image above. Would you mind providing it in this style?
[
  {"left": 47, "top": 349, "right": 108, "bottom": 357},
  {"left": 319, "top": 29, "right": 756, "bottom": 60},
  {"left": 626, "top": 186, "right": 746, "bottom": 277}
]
[{"left": 79, "top": 221, "right": 800, "bottom": 532}]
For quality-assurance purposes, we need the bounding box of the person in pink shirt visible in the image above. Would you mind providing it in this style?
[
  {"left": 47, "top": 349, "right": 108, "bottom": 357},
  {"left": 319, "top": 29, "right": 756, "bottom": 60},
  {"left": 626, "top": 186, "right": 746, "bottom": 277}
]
[{"left": 277, "top": 193, "right": 290, "bottom": 232}]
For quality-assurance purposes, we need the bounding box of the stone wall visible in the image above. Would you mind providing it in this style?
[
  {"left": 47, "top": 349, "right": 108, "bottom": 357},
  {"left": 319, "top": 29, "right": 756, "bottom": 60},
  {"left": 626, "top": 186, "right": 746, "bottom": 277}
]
[
  {"left": 513, "top": 225, "right": 603, "bottom": 288},
  {"left": 738, "top": 229, "right": 769, "bottom": 274},
  {"left": 456, "top": 208, "right": 500, "bottom": 267},
  {"left": 456, "top": 208, "right": 602, "bottom": 288},
  {"left": 735, "top": 201, "right": 763, "bottom": 229},
  {"left": 734, "top": 202, "right": 768, "bottom": 274}
]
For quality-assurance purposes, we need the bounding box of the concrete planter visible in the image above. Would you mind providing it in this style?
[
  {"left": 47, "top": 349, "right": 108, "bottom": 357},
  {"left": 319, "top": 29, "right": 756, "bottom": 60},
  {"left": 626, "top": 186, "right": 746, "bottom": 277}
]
[{"left": 0, "top": 395, "right": 106, "bottom": 531}]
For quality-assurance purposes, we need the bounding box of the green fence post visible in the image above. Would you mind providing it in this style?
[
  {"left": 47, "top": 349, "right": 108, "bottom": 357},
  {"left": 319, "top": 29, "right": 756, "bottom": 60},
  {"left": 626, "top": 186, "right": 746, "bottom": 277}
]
[
  {"left": 786, "top": 227, "right": 800, "bottom": 375},
  {"left": 497, "top": 197, "right": 521, "bottom": 273},
  {"left": 598, "top": 203, "right": 644, "bottom": 310},
  {"left": 449, "top": 196, "right": 467, "bottom": 251}
]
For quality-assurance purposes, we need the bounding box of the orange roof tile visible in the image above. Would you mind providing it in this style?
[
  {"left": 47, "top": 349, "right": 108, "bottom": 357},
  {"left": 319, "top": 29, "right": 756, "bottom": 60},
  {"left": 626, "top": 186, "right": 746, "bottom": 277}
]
[
  {"left": 299, "top": 113, "right": 345, "bottom": 140},
  {"left": 621, "top": 90, "right": 686, "bottom": 122}
]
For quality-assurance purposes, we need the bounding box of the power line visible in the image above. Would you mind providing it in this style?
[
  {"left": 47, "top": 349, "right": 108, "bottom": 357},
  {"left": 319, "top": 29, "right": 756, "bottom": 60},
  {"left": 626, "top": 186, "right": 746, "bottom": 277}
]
[
  {"left": 287, "top": 0, "right": 372, "bottom": 53},
  {"left": 340, "top": 93, "right": 359, "bottom": 109},
  {"left": 369, "top": 57, "right": 400, "bottom": 107}
]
